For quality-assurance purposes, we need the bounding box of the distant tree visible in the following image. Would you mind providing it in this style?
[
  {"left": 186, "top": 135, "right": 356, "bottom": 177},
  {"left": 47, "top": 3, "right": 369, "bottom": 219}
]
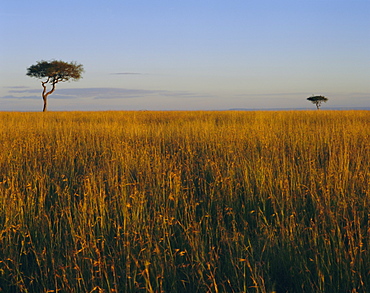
[
  {"left": 307, "top": 95, "right": 328, "bottom": 110},
  {"left": 27, "top": 60, "right": 84, "bottom": 112}
]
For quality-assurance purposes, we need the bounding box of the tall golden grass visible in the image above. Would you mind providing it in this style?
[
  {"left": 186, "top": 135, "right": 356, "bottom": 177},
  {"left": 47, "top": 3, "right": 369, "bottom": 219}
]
[{"left": 0, "top": 110, "right": 369, "bottom": 292}]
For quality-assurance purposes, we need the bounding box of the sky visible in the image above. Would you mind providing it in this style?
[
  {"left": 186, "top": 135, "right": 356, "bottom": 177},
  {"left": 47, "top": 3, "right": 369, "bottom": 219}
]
[{"left": 1, "top": 0, "right": 369, "bottom": 111}]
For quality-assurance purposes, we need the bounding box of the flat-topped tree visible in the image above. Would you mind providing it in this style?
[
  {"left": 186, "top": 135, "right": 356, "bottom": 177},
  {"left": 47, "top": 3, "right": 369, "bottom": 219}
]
[
  {"left": 307, "top": 95, "right": 328, "bottom": 110},
  {"left": 27, "top": 60, "right": 84, "bottom": 112}
]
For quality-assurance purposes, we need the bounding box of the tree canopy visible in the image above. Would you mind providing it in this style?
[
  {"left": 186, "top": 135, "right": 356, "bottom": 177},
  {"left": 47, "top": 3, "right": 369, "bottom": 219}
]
[
  {"left": 27, "top": 60, "right": 84, "bottom": 111},
  {"left": 307, "top": 95, "right": 328, "bottom": 110},
  {"left": 27, "top": 60, "right": 83, "bottom": 83}
]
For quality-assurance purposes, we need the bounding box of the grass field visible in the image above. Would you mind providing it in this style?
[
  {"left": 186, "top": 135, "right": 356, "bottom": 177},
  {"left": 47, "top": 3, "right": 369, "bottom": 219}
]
[{"left": 0, "top": 110, "right": 369, "bottom": 292}]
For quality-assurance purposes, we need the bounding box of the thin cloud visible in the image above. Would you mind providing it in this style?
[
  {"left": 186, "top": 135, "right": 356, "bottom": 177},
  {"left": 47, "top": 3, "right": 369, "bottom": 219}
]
[
  {"left": 9, "top": 89, "right": 40, "bottom": 94},
  {"left": 0, "top": 95, "right": 38, "bottom": 100},
  {"left": 111, "top": 72, "right": 143, "bottom": 75},
  {"left": 2, "top": 87, "right": 209, "bottom": 100},
  {"left": 7, "top": 88, "right": 152, "bottom": 98},
  {"left": 4, "top": 86, "right": 31, "bottom": 89},
  {"left": 232, "top": 92, "right": 370, "bottom": 100},
  {"left": 232, "top": 92, "right": 311, "bottom": 98},
  {"left": 4, "top": 88, "right": 370, "bottom": 103}
]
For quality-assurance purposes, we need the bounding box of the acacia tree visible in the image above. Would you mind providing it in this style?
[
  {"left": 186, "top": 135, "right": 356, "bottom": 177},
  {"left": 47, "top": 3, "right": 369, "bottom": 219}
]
[
  {"left": 307, "top": 95, "right": 328, "bottom": 110},
  {"left": 27, "top": 60, "right": 84, "bottom": 112}
]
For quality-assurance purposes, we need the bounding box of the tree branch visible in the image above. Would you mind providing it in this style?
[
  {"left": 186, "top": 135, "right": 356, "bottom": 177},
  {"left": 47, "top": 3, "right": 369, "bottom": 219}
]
[
  {"left": 41, "top": 79, "right": 58, "bottom": 99},
  {"left": 41, "top": 78, "right": 58, "bottom": 112}
]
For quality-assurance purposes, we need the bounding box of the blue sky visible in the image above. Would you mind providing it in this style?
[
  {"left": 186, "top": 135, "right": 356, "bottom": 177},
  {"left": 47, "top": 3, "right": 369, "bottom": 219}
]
[{"left": 1, "top": 0, "right": 369, "bottom": 111}]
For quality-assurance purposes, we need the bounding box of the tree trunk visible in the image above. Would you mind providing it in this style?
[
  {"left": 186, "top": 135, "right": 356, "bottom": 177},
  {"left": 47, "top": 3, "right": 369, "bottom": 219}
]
[
  {"left": 43, "top": 96, "right": 47, "bottom": 112},
  {"left": 41, "top": 80, "right": 57, "bottom": 112}
]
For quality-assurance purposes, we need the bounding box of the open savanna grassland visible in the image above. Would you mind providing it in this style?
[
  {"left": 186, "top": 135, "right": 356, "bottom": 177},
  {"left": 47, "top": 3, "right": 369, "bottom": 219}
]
[{"left": 0, "top": 110, "right": 369, "bottom": 293}]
